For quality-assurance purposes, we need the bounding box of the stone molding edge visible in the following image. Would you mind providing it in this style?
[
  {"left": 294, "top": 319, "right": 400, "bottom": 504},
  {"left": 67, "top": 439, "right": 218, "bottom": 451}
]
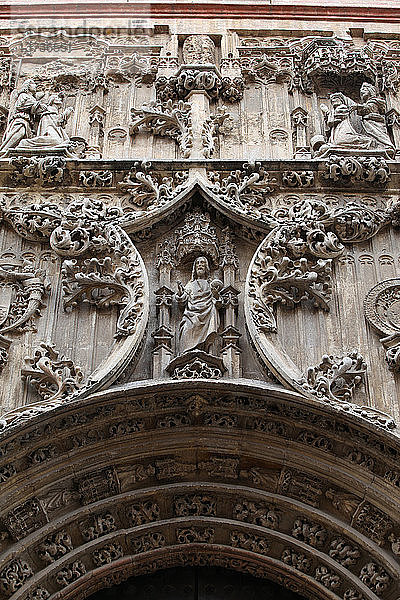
[
  {"left": 1, "top": 3, "right": 400, "bottom": 23},
  {"left": 0, "top": 378, "right": 397, "bottom": 440}
]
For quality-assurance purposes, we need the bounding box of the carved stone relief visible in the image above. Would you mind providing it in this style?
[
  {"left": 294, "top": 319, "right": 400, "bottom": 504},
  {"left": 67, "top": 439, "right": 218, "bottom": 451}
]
[
  {"left": 365, "top": 278, "right": 400, "bottom": 371},
  {"left": 0, "top": 18, "right": 400, "bottom": 600}
]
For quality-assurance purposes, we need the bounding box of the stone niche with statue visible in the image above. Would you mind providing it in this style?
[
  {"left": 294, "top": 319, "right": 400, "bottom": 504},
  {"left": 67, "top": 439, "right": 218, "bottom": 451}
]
[{"left": 0, "top": 15, "right": 399, "bottom": 600}]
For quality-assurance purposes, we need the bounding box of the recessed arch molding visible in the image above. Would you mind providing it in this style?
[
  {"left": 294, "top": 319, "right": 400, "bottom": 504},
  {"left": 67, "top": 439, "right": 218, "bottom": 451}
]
[{"left": 0, "top": 380, "right": 398, "bottom": 600}]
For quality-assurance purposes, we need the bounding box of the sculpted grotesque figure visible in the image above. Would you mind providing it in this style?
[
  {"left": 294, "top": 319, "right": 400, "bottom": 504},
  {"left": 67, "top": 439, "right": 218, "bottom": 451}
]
[
  {"left": 176, "top": 256, "right": 223, "bottom": 354},
  {"left": 319, "top": 83, "right": 394, "bottom": 155}
]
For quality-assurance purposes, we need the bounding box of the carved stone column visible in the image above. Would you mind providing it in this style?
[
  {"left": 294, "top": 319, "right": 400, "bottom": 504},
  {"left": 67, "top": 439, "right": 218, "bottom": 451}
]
[
  {"left": 188, "top": 90, "right": 210, "bottom": 159},
  {"left": 152, "top": 241, "right": 174, "bottom": 378},
  {"left": 219, "top": 229, "right": 241, "bottom": 378}
]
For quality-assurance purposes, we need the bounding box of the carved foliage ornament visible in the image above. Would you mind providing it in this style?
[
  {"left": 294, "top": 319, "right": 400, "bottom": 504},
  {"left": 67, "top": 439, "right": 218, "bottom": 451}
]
[
  {"left": 0, "top": 252, "right": 49, "bottom": 374},
  {"left": 118, "top": 161, "right": 189, "bottom": 212},
  {"left": 208, "top": 162, "right": 278, "bottom": 224},
  {"left": 22, "top": 343, "right": 83, "bottom": 402},
  {"left": 247, "top": 198, "right": 389, "bottom": 334},
  {"left": 130, "top": 99, "right": 193, "bottom": 158},
  {"left": 0, "top": 194, "right": 148, "bottom": 404}
]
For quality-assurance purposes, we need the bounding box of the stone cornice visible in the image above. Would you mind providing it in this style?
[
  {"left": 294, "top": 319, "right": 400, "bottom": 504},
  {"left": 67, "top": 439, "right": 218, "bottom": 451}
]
[{"left": 1, "top": 2, "right": 400, "bottom": 23}]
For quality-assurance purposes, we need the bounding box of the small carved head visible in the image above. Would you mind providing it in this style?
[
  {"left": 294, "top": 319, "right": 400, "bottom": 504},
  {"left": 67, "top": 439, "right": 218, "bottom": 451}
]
[
  {"left": 360, "top": 82, "right": 377, "bottom": 101},
  {"left": 192, "top": 256, "right": 210, "bottom": 279},
  {"left": 20, "top": 79, "right": 37, "bottom": 94}
]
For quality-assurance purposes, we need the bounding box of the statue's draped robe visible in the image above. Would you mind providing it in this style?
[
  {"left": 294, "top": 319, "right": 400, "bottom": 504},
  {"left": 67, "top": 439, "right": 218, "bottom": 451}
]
[
  {"left": 0, "top": 92, "right": 38, "bottom": 154},
  {"left": 327, "top": 94, "right": 393, "bottom": 152},
  {"left": 178, "top": 278, "right": 219, "bottom": 353},
  {"left": 18, "top": 105, "right": 69, "bottom": 150}
]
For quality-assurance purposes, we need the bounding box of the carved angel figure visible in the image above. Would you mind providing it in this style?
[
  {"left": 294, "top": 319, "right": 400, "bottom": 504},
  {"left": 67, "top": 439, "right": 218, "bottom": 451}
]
[
  {"left": 319, "top": 83, "right": 394, "bottom": 155},
  {"left": 176, "top": 256, "right": 222, "bottom": 354}
]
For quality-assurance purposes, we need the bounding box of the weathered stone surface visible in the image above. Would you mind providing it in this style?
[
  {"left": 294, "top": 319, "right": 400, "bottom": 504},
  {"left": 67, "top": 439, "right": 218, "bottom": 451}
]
[{"left": 0, "top": 4, "right": 399, "bottom": 600}]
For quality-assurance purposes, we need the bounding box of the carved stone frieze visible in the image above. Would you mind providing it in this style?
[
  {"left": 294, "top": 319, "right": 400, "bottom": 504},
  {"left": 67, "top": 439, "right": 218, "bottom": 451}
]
[
  {"left": 359, "top": 563, "right": 390, "bottom": 595},
  {"left": 79, "top": 170, "right": 113, "bottom": 188},
  {"left": 322, "top": 155, "right": 391, "bottom": 185},
  {"left": 55, "top": 561, "right": 86, "bottom": 587},
  {"left": 314, "top": 566, "right": 341, "bottom": 591},
  {"left": 4, "top": 498, "right": 48, "bottom": 540},
  {"left": 291, "top": 518, "right": 327, "bottom": 548},
  {"left": 80, "top": 513, "right": 116, "bottom": 542},
  {"left": 281, "top": 548, "right": 312, "bottom": 573},
  {"left": 38, "top": 530, "right": 73, "bottom": 564},
  {"left": 77, "top": 466, "right": 120, "bottom": 505},
  {"left": 174, "top": 494, "right": 216, "bottom": 517},
  {"left": 282, "top": 170, "right": 314, "bottom": 188},
  {"left": 0, "top": 559, "right": 33, "bottom": 595},
  {"left": 92, "top": 543, "right": 123, "bottom": 566},
  {"left": 230, "top": 531, "right": 270, "bottom": 554},
  {"left": 176, "top": 527, "right": 214, "bottom": 544},
  {"left": 329, "top": 538, "right": 360, "bottom": 567},
  {"left": 127, "top": 500, "right": 160, "bottom": 525},
  {"left": 105, "top": 53, "right": 158, "bottom": 85},
  {"left": 9, "top": 156, "right": 68, "bottom": 186}
]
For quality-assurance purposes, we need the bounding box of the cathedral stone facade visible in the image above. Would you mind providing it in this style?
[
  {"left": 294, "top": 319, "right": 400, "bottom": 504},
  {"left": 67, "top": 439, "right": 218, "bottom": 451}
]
[{"left": 0, "top": 1, "right": 400, "bottom": 598}]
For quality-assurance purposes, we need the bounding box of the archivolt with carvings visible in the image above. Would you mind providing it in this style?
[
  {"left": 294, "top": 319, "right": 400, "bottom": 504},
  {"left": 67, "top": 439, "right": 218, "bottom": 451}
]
[{"left": 0, "top": 381, "right": 398, "bottom": 600}]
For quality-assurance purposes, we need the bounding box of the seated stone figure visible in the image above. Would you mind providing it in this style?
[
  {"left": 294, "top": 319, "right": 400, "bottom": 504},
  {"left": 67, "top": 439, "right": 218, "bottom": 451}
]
[
  {"left": 176, "top": 256, "right": 223, "bottom": 355},
  {"left": 317, "top": 83, "right": 394, "bottom": 156}
]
